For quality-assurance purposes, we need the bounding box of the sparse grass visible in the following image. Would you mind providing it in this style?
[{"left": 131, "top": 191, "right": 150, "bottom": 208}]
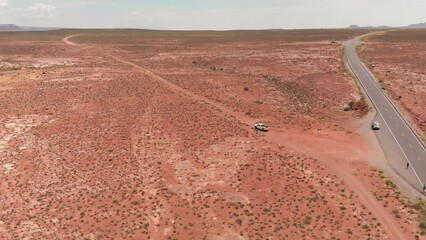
[
  {"left": 0, "top": 28, "right": 399, "bottom": 239},
  {"left": 50, "top": 29, "right": 372, "bottom": 45},
  {"left": 342, "top": 98, "right": 368, "bottom": 116},
  {"left": 366, "top": 29, "right": 426, "bottom": 42},
  {"left": 385, "top": 179, "right": 397, "bottom": 189},
  {"left": 411, "top": 201, "right": 426, "bottom": 229}
]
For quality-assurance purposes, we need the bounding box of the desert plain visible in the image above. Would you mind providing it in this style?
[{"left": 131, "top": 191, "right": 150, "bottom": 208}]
[{"left": 0, "top": 29, "right": 425, "bottom": 239}]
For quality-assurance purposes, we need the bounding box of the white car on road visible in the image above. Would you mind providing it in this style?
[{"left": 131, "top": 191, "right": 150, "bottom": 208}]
[{"left": 371, "top": 121, "right": 380, "bottom": 130}]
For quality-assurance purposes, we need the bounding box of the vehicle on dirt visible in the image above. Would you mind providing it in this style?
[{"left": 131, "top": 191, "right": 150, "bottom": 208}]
[
  {"left": 255, "top": 123, "right": 269, "bottom": 132},
  {"left": 371, "top": 121, "right": 380, "bottom": 130}
]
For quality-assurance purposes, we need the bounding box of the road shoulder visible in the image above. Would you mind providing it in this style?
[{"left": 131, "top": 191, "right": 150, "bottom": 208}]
[{"left": 356, "top": 110, "right": 426, "bottom": 201}]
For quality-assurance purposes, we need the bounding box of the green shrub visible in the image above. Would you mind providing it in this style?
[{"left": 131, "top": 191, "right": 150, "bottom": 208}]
[
  {"left": 236, "top": 218, "right": 243, "bottom": 226},
  {"left": 304, "top": 216, "right": 312, "bottom": 225}
]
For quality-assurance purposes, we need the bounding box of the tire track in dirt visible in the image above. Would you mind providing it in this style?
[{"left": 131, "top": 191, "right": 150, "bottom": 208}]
[
  {"left": 325, "top": 157, "right": 407, "bottom": 240},
  {"left": 269, "top": 130, "right": 408, "bottom": 239},
  {"left": 334, "top": 165, "right": 407, "bottom": 240},
  {"left": 62, "top": 35, "right": 254, "bottom": 129},
  {"left": 105, "top": 53, "right": 254, "bottom": 128},
  {"left": 62, "top": 35, "right": 81, "bottom": 46},
  {"left": 62, "top": 35, "right": 408, "bottom": 239}
]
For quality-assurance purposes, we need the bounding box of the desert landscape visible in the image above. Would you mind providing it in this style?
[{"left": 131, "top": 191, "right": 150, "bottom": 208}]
[
  {"left": 0, "top": 29, "right": 424, "bottom": 239},
  {"left": 360, "top": 29, "right": 426, "bottom": 139}
]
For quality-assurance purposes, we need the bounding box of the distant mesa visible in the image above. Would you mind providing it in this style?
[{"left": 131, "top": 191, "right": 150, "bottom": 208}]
[
  {"left": 348, "top": 24, "right": 392, "bottom": 29},
  {"left": 408, "top": 22, "right": 426, "bottom": 28},
  {"left": 348, "top": 21, "right": 426, "bottom": 29},
  {"left": 0, "top": 24, "right": 59, "bottom": 32},
  {"left": 0, "top": 24, "right": 21, "bottom": 32},
  {"left": 1, "top": 22, "right": 426, "bottom": 33}
]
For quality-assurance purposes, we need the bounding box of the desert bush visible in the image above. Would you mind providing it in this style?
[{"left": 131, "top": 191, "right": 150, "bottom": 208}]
[
  {"left": 236, "top": 218, "right": 243, "bottom": 226},
  {"left": 385, "top": 180, "right": 397, "bottom": 189},
  {"left": 304, "top": 216, "right": 312, "bottom": 225},
  {"left": 411, "top": 202, "right": 426, "bottom": 229}
]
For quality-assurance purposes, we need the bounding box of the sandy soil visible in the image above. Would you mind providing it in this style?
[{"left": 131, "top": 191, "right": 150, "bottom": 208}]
[
  {"left": 0, "top": 30, "right": 423, "bottom": 239},
  {"left": 360, "top": 29, "right": 426, "bottom": 140}
]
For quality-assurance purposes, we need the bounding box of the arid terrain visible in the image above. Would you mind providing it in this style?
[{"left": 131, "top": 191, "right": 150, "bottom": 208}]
[
  {"left": 360, "top": 29, "right": 426, "bottom": 139},
  {"left": 0, "top": 29, "right": 424, "bottom": 239}
]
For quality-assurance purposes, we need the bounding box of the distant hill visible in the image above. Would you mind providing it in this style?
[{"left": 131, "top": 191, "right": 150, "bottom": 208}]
[
  {"left": 349, "top": 22, "right": 426, "bottom": 29},
  {"left": 348, "top": 25, "right": 392, "bottom": 29},
  {"left": 0, "top": 24, "right": 59, "bottom": 32},
  {"left": 0, "top": 24, "right": 21, "bottom": 32},
  {"left": 408, "top": 22, "right": 426, "bottom": 28}
]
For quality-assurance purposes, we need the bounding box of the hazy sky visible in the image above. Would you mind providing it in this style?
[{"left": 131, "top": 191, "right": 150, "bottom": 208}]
[{"left": 0, "top": 0, "right": 425, "bottom": 29}]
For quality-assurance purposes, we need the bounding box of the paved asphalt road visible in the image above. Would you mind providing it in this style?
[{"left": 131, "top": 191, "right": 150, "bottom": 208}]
[{"left": 345, "top": 37, "right": 426, "bottom": 192}]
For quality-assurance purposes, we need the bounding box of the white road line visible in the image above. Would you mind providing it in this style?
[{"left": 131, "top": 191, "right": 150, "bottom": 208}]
[
  {"left": 355, "top": 43, "right": 426, "bottom": 152},
  {"left": 346, "top": 39, "right": 424, "bottom": 188}
]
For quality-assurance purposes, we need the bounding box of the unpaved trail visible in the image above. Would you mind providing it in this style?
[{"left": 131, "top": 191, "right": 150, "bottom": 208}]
[
  {"left": 62, "top": 35, "right": 253, "bottom": 128},
  {"left": 334, "top": 166, "right": 407, "bottom": 240},
  {"left": 329, "top": 161, "right": 408, "bottom": 240},
  {"left": 62, "top": 35, "right": 409, "bottom": 239},
  {"left": 268, "top": 129, "right": 408, "bottom": 240},
  {"left": 62, "top": 35, "right": 81, "bottom": 46},
  {"left": 105, "top": 53, "right": 254, "bottom": 128}
]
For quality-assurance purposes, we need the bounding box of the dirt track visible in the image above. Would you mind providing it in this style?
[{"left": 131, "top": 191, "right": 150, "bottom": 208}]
[{"left": 62, "top": 35, "right": 80, "bottom": 46}]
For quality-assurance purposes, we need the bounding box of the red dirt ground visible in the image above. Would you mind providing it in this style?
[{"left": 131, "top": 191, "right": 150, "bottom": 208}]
[
  {"left": 0, "top": 30, "right": 423, "bottom": 239},
  {"left": 360, "top": 29, "right": 426, "bottom": 139}
]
